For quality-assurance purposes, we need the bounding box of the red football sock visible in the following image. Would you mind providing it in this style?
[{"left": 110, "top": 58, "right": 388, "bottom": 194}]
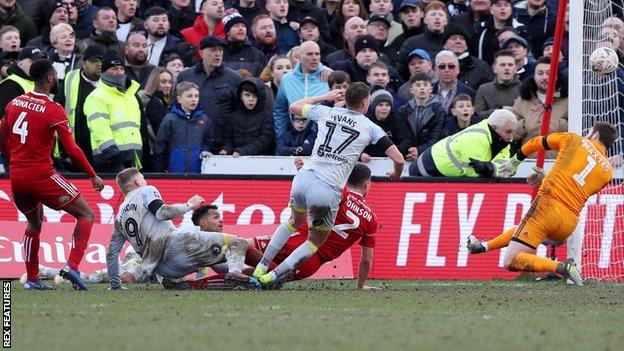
[
  {"left": 24, "top": 230, "right": 40, "bottom": 281},
  {"left": 67, "top": 218, "right": 93, "bottom": 270}
]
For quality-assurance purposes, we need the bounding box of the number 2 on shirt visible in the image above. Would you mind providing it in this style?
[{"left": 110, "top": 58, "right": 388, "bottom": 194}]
[{"left": 12, "top": 111, "right": 29, "bottom": 144}]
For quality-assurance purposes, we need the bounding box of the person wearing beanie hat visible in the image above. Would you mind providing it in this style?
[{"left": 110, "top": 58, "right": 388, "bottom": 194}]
[
  {"left": 442, "top": 23, "right": 494, "bottom": 90},
  {"left": 2, "top": 57, "right": 104, "bottom": 291},
  {"left": 83, "top": 49, "right": 145, "bottom": 172},
  {"left": 222, "top": 11, "right": 267, "bottom": 77},
  {"left": 362, "top": 88, "right": 411, "bottom": 158},
  {"left": 24, "top": 1, "right": 70, "bottom": 52}
]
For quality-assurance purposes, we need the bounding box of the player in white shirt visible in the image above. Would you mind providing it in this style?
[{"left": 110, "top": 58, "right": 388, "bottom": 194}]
[
  {"left": 106, "top": 168, "right": 261, "bottom": 290},
  {"left": 253, "top": 83, "right": 405, "bottom": 285}
]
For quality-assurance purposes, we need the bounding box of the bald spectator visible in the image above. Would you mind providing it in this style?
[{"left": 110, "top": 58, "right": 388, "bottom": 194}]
[
  {"left": 252, "top": 14, "right": 278, "bottom": 59},
  {"left": 115, "top": 0, "right": 144, "bottom": 42},
  {"left": 124, "top": 31, "right": 155, "bottom": 88},
  {"left": 0, "top": 0, "right": 37, "bottom": 43},
  {"left": 442, "top": 23, "right": 493, "bottom": 91},
  {"left": 78, "top": 7, "right": 125, "bottom": 57},
  {"left": 452, "top": 0, "right": 491, "bottom": 36},
  {"left": 329, "top": 0, "right": 369, "bottom": 49},
  {"left": 432, "top": 50, "right": 475, "bottom": 112},
  {"left": 266, "top": 0, "right": 298, "bottom": 53},
  {"left": 273, "top": 41, "right": 329, "bottom": 138},
  {"left": 181, "top": 0, "right": 226, "bottom": 58},
  {"left": 222, "top": 12, "right": 267, "bottom": 77},
  {"left": 325, "top": 16, "right": 367, "bottom": 62},
  {"left": 473, "top": 50, "right": 520, "bottom": 119}
]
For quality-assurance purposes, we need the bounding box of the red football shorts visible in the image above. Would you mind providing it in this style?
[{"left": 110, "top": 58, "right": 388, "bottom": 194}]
[
  {"left": 11, "top": 172, "right": 81, "bottom": 214},
  {"left": 253, "top": 233, "right": 322, "bottom": 280}
]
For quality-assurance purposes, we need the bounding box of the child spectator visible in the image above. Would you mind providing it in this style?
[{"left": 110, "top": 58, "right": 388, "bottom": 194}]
[
  {"left": 0, "top": 25, "right": 21, "bottom": 53},
  {"left": 362, "top": 89, "right": 411, "bottom": 160},
  {"left": 218, "top": 78, "right": 275, "bottom": 156},
  {"left": 398, "top": 71, "right": 446, "bottom": 161},
  {"left": 442, "top": 93, "right": 480, "bottom": 138},
  {"left": 276, "top": 114, "right": 318, "bottom": 156},
  {"left": 324, "top": 70, "right": 350, "bottom": 107},
  {"left": 153, "top": 82, "right": 216, "bottom": 173}
]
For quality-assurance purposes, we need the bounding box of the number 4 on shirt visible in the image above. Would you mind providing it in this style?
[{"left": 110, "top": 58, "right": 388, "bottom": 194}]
[{"left": 12, "top": 111, "right": 28, "bottom": 144}]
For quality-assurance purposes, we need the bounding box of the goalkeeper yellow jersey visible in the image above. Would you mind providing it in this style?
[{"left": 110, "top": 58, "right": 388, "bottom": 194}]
[{"left": 521, "top": 133, "right": 613, "bottom": 216}]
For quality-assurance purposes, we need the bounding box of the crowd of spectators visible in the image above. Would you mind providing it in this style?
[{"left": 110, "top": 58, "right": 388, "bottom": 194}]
[{"left": 0, "top": 0, "right": 611, "bottom": 176}]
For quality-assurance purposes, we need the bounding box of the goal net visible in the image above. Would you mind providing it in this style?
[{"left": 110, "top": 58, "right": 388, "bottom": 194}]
[{"left": 568, "top": 0, "right": 624, "bottom": 281}]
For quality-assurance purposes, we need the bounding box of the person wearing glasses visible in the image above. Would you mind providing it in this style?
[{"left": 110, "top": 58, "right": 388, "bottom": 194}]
[{"left": 431, "top": 50, "right": 475, "bottom": 113}]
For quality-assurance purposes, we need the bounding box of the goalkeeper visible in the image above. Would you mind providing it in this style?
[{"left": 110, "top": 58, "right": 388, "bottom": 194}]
[
  {"left": 467, "top": 123, "right": 618, "bottom": 286},
  {"left": 409, "top": 109, "right": 518, "bottom": 178}
]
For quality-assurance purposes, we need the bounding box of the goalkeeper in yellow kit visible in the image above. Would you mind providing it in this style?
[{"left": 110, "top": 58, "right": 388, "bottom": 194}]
[{"left": 468, "top": 122, "right": 618, "bottom": 286}]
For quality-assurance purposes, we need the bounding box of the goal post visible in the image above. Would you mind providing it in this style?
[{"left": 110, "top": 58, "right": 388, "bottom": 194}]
[{"left": 568, "top": 0, "right": 624, "bottom": 282}]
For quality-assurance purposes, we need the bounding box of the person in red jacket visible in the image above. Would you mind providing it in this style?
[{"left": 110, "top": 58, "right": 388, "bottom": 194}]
[{"left": 181, "top": 0, "right": 226, "bottom": 58}]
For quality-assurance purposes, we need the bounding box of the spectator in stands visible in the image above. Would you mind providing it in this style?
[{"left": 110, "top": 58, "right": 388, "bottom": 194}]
[
  {"left": 273, "top": 40, "right": 329, "bottom": 138},
  {"left": 0, "top": 0, "right": 37, "bottom": 44},
  {"left": 398, "top": 71, "right": 445, "bottom": 161},
  {"left": 84, "top": 50, "right": 146, "bottom": 172},
  {"left": 410, "top": 109, "right": 517, "bottom": 177},
  {"left": 48, "top": 23, "right": 80, "bottom": 83},
  {"left": 362, "top": 88, "right": 411, "bottom": 159},
  {"left": 266, "top": 0, "right": 299, "bottom": 53},
  {"left": 603, "top": 16, "right": 624, "bottom": 59},
  {"left": 26, "top": 1, "right": 70, "bottom": 52},
  {"left": 452, "top": 0, "right": 490, "bottom": 36},
  {"left": 298, "top": 16, "right": 337, "bottom": 64},
  {"left": 74, "top": 0, "right": 98, "bottom": 39},
  {"left": 115, "top": 0, "right": 144, "bottom": 42},
  {"left": 0, "top": 25, "right": 20, "bottom": 53},
  {"left": 473, "top": 0, "right": 527, "bottom": 65},
  {"left": 432, "top": 50, "right": 475, "bottom": 113},
  {"left": 124, "top": 31, "right": 155, "bottom": 88},
  {"left": 329, "top": 0, "right": 368, "bottom": 49},
  {"left": 181, "top": 0, "right": 226, "bottom": 58},
  {"left": 252, "top": 14, "right": 278, "bottom": 59},
  {"left": 325, "top": 15, "right": 367, "bottom": 63},
  {"left": 500, "top": 34, "right": 535, "bottom": 81},
  {"left": 366, "top": 61, "right": 405, "bottom": 106},
  {"left": 0, "top": 46, "right": 45, "bottom": 118},
  {"left": 222, "top": 12, "right": 267, "bottom": 77},
  {"left": 169, "top": 0, "right": 196, "bottom": 38},
  {"left": 78, "top": 7, "right": 125, "bottom": 56},
  {"left": 218, "top": 78, "right": 275, "bottom": 156},
  {"left": 176, "top": 36, "right": 243, "bottom": 125},
  {"left": 138, "top": 67, "right": 173, "bottom": 135},
  {"left": 162, "top": 52, "right": 185, "bottom": 82},
  {"left": 389, "top": 0, "right": 424, "bottom": 54},
  {"left": 446, "top": 0, "right": 470, "bottom": 17},
  {"left": 368, "top": 0, "right": 402, "bottom": 45},
  {"left": 398, "top": 1, "right": 449, "bottom": 73},
  {"left": 288, "top": 0, "right": 331, "bottom": 44},
  {"left": 0, "top": 51, "right": 18, "bottom": 79},
  {"left": 54, "top": 45, "right": 104, "bottom": 168},
  {"left": 276, "top": 112, "right": 317, "bottom": 156},
  {"left": 441, "top": 93, "right": 479, "bottom": 138},
  {"left": 153, "top": 81, "right": 215, "bottom": 173},
  {"left": 496, "top": 25, "right": 518, "bottom": 47},
  {"left": 442, "top": 23, "right": 493, "bottom": 91},
  {"left": 143, "top": 6, "right": 182, "bottom": 67},
  {"left": 510, "top": 57, "right": 568, "bottom": 159},
  {"left": 228, "top": 0, "right": 266, "bottom": 29},
  {"left": 513, "top": 0, "right": 556, "bottom": 58},
  {"left": 473, "top": 50, "right": 519, "bottom": 119},
  {"left": 260, "top": 54, "right": 293, "bottom": 97},
  {"left": 325, "top": 69, "right": 350, "bottom": 107},
  {"left": 367, "top": 14, "right": 399, "bottom": 63},
  {"left": 397, "top": 48, "right": 434, "bottom": 101},
  {"left": 323, "top": 0, "right": 340, "bottom": 25}
]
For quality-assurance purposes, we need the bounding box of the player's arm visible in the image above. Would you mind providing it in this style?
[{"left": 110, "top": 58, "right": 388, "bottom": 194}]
[
  {"left": 149, "top": 195, "right": 205, "bottom": 221},
  {"left": 289, "top": 89, "right": 344, "bottom": 117},
  {"left": 498, "top": 133, "right": 568, "bottom": 177},
  {"left": 383, "top": 142, "right": 405, "bottom": 181},
  {"left": 357, "top": 246, "right": 376, "bottom": 290},
  {"left": 106, "top": 223, "right": 127, "bottom": 289}
]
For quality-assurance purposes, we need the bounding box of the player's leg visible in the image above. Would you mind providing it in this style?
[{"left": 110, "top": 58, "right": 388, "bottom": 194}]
[
  {"left": 16, "top": 199, "right": 53, "bottom": 290},
  {"left": 57, "top": 196, "right": 94, "bottom": 290},
  {"left": 253, "top": 172, "right": 309, "bottom": 278},
  {"left": 468, "top": 227, "right": 516, "bottom": 254}
]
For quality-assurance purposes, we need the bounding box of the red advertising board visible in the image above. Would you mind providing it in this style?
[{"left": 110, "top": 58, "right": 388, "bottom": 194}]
[{"left": 0, "top": 178, "right": 621, "bottom": 280}]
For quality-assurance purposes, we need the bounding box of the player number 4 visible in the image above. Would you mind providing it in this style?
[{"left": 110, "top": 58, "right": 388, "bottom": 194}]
[
  {"left": 572, "top": 155, "right": 597, "bottom": 186},
  {"left": 12, "top": 111, "right": 28, "bottom": 144}
]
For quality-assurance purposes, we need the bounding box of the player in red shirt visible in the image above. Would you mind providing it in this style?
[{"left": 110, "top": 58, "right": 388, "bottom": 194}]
[{"left": 0, "top": 59, "right": 104, "bottom": 291}]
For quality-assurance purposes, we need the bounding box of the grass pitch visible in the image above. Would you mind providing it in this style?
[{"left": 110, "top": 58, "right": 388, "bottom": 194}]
[{"left": 10, "top": 279, "right": 624, "bottom": 351}]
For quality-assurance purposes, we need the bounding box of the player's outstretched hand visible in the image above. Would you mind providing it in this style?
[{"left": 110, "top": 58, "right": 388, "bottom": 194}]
[
  {"left": 187, "top": 195, "right": 205, "bottom": 209},
  {"left": 90, "top": 176, "right": 104, "bottom": 192},
  {"left": 387, "top": 170, "right": 401, "bottom": 181},
  {"left": 359, "top": 285, "right": 381, "bottom": 291},
  {"left": 527, "top": 166, "right": 545, "bottom": 187}
]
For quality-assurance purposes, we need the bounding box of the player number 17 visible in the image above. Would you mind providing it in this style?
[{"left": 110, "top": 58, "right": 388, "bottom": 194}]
[{"left": 12, "top": 111, "right": 29, "bottom": 144}]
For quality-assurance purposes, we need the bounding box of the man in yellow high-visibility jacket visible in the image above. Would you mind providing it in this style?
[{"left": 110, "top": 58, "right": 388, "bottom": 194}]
[{"left": 0, "top": 46, "right": 45, "bottom": 118}]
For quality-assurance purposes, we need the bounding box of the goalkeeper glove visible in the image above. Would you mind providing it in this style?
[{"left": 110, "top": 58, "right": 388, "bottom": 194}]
[{"left": 496, "top": 155, "right": 522, "bottom": 178}]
